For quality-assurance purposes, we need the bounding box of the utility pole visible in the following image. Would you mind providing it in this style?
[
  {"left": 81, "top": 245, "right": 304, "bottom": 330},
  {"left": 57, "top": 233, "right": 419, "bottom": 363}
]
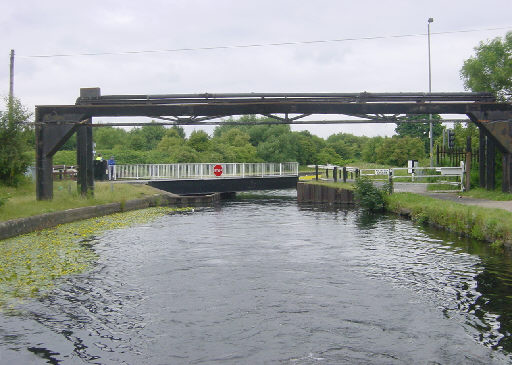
[
  {"left": 9, "top": 50, "right": 14, "bottom": 100},
  {"left": 428, "top": 18, "right": 434, "bottom": 167},
  {"left": 9, "top": 49, "right": 14, "bottom": 121}
]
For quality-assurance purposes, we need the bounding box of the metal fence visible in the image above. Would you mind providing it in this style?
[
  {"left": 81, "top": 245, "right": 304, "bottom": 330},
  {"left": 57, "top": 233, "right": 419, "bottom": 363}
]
[
  {"left": 360, "top": 162, "right": 465, "bottom": 191},
  {"left": 114, "top": 162, "right": 299, "bottom": 180}
]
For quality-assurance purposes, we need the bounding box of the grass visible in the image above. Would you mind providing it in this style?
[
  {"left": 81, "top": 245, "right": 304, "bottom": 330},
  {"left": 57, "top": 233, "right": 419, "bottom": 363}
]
[
  {"left": 462, "top": 188, "right": 512, "bottom": 201},
  {"left": 304, "top": 180, "right": 355, "bottom": 190},
  {"left": 386, "top": 192, "right": 512, "bottom": 246},
  {"left": 0, "top": 181, "right": 163, "bottom": 221}
]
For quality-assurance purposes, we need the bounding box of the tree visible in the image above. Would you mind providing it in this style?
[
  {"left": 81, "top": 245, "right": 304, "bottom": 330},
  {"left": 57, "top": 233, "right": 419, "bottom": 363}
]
[
  {"left": 361, "top": 136, "right": 384, "bottom": 163},
  {"left": 187, "top": 130, "right": 210, "bottom": 152},
  {"left": 94, "top": 127, "right": 128, "bottom": 150},
  {"left": 460, "top": 31, "right": 512, "bottom": 101},
  {"left": 315, "top": 147, "right": 344, "bottom": 166},
  {"left": 0, "top": 97, "right": 32, "bottom": 185},
  {"left": 128, "top": 123, "right": 166, "bottom": 150},
  {"left": 165, "top": 125, "right": 186, "bottom": 139},
  {"left": 375, "top": 136, "right": 425, "bottom": 166},
  {"left": 395, "top": 114, "right": 443, "bottom": 155}
]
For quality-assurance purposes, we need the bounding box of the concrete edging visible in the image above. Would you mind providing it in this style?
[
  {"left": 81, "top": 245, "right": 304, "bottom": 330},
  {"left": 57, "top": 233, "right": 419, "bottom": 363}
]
[{"left": 0, "top": 191, "right": 221, "bottom": 241}]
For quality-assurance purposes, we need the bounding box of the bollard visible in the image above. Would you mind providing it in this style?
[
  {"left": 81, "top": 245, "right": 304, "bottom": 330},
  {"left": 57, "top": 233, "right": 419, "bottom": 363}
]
[
  {"left": 325, "top": 169, "right": 329, "bottom": 178},
  {"left": 315, "top": 165, "right": 319, "bottom": 181},
  {"left": 333, "top": 167, "right": 338, "bottom": 182},
  {"left": 388, "top": 169, "right": 393, "bottom": 194},
  {"left": 343, "top": 167, "right": 347, "bottom": 183}
]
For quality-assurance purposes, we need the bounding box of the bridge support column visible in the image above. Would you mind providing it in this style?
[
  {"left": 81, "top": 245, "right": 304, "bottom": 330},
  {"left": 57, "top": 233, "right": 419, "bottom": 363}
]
[
  {"left": 76, "top": 122, "right": 94, "bottom": 197},
  {"left": 479, "top": 128, "right": 486, "bottom": 188},
  {"left": 35, "top": 110, "right": 82, "bottom": 200},
  {"left": 503, "top": 153, "right": 512, "bottom": 193},
  {"left": 469, "top": 111, "right": 512, "bottom": 193},
  {"left": 486, "top": 134, "right": 496, "bottom": 190}
]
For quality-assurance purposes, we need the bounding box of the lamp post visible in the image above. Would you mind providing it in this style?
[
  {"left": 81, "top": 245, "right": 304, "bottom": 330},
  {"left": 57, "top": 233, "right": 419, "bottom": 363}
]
[{"left": 428, "top": 18, "right": 434, "bottom": 167}]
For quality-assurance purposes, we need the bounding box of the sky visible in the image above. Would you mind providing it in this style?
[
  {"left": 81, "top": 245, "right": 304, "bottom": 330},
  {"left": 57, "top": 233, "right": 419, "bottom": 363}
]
[{"left": 1, "top": 0, "right": 512, "bottom": 138}]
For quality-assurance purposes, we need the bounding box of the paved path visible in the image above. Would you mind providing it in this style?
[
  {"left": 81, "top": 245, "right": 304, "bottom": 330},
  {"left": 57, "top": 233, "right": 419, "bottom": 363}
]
[{"left": 421, "top": 193, "right": 512, "bottom": 212}]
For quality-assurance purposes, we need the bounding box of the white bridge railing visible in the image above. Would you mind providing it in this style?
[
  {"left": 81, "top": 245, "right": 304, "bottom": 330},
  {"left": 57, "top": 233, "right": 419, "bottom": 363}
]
[{"left": 114, "top": 162, "right": 299, "bottom": 180}]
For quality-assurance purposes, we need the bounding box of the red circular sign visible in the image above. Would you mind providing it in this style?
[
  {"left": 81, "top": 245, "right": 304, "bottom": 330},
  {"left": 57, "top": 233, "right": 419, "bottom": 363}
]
[{"left": 213, "top": 164, "right": 223, "bottom": 177}]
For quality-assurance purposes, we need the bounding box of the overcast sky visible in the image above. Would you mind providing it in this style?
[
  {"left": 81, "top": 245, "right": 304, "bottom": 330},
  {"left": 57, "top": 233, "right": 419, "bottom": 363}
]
[{"left": 2, "top": 0, "right": 511, "bottom": 137}]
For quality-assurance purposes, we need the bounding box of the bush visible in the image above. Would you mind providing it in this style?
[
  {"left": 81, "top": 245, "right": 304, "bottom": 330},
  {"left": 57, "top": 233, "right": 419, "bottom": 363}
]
[
  {"left": 354, "top": 177, "right": 387, "bottom": 212},
  {"left": 0, "top": 97, "right": 32, "bottom": 186}
]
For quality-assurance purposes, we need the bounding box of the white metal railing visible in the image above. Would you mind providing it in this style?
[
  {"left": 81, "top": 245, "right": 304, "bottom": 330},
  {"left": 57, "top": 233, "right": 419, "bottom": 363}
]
[
  {"left": 308, "top": 162, "right": 465, "bottom": 191},
  {"left": 114, "top": 162, "right": 299, "bottom": 180},
  {"left": 359, "top": 161, "right": 465, "bottom": 191}
]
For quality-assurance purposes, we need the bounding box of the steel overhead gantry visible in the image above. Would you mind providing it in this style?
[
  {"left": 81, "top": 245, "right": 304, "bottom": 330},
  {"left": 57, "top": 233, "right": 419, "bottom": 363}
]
[{"left": 35, "top": 87, "right": 512, "bottom": 200}]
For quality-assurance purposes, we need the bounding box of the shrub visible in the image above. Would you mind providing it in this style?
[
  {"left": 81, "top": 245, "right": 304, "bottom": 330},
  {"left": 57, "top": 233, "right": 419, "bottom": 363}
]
[{"left": 354, "top": 177, "right": 387, "bottom": 212}]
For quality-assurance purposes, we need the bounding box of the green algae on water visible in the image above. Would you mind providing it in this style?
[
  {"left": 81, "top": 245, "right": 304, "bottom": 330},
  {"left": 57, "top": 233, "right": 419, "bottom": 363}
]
[{"left": 0, "top": 206, "right": 192, "bottom": 308}]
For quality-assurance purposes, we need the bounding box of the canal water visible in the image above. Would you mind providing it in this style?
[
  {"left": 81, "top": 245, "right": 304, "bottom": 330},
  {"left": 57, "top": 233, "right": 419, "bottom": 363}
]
[{"left": 1, "top": 190, "right": 512, "bottom": 364}]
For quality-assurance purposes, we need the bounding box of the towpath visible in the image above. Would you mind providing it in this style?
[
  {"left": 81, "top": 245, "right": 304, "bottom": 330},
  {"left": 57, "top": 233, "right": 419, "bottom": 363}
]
[{"left": 421, "top": 193, "right": 512, "bottom": 213}]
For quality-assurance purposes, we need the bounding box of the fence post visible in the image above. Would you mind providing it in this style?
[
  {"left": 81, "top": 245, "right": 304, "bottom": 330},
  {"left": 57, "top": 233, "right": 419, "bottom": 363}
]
[
  {"left": 465, "top": 136, "right": 472, "bottom": 191},
  {"left": 388, "top": 169, "right": 393, "bottom": 194},
  {"left": 315, "top": 165, "right": 319, "bottom": 181},
  {"left": 342, "top": 166, "right": 347, "bottom": 183},
  {"left": 333, "top": 167, "right": 338, "bottom": 182},
  {"left": 460, "top": 161, "right": 465, "bottom": 191}
]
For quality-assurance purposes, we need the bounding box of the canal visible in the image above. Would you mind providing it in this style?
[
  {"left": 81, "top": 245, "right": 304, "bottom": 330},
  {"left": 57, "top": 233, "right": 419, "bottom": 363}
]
[{"left": 1, "top": 190, "right": 512, "bottom": 364}]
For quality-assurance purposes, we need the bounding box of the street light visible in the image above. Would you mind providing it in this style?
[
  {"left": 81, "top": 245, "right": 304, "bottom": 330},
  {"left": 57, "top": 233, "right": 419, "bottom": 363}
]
[{"left": 428, "top": 17, "right": 434, "bottom": 167}]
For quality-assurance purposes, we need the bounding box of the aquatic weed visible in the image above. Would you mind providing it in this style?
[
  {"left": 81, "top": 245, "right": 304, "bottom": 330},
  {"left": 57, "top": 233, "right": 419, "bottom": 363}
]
[{"left": 0, "top": 206, "right": 192, "bottom": 308}]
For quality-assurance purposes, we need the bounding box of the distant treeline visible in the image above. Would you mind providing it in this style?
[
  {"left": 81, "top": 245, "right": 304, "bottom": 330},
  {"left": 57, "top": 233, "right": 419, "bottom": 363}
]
[{"left": 51, "top": 115, "right": 479, "bottom": 167}]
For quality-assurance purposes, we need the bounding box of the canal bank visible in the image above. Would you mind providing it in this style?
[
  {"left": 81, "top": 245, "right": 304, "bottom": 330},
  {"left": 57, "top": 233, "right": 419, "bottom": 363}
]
[
  {"left": 386, "top": 192, "right": 512, "bottom": 249},
  {"left": 301, "top": 181, "right": 512, "bottom": 249},
  {"left": 0, "top": 189, "right": 225, "bottom": 241}
]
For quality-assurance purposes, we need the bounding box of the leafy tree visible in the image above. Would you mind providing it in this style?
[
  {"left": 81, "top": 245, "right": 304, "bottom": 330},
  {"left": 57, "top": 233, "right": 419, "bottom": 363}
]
[
  {"left": 157, "top": 135, "right": 185, "bottom": 150},
  {"left": 361, "top": 136, "right": 384, "bottom": 163},
  {"left": 295, "top": 132, "right": 321, "bottom": 165},
  {"left": 94, "top": 127, "right": 128, "bottom": 150},
  {"left": 460, "top": 31, "right": 512, "bottom": 101},
  {"left": 187, "top": 130, "right": 210, "bottom": 152},
  {"left": 326, "top": 133, "right": 368, "bottom": 161},
  {"left": 256, "top": 134, "right": 298, "bottom": 162},
  {"left": 315, "top": 147, "right": 345, "bottom": 166},
  {"left": 214, "top": 129, "right": 258, "bottom": 162},
  {"left": 165, "top": 125, "right": 186, "bottom": 139},
  {"left": 128, "top": 123, "right": 166, "bottom": 150},
  {"left": 0, "top": 97, "right": 32, "bottom": 185},
  {"left": 395, "top": 114, "right": 443, "bottom": 155},
  {"left": 375, "top": 136, "right": 425, "bottom": 166}
]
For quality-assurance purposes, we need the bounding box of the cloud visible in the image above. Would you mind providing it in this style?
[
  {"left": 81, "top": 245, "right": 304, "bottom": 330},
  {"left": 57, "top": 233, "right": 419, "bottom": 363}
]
[{"left": 1, "top": 0, "right": 511, "bottom": 138}]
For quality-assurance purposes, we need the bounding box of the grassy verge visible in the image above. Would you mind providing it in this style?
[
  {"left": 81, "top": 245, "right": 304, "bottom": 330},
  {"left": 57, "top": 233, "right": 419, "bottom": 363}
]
[
  {"left": 304, "top": 180, "right": 355, "bottom": 190},
  {"left": 386, "top": 192, "right": 512, "bottom": 247},
  {"left": 0, "top": 206, "right": 192, "bottom": 308},
  {"left": 0, "top": 181, "right": 162, "bottom": 221},
  {"left": 462, "top": 188, "right": 512, "bottom": 201}
]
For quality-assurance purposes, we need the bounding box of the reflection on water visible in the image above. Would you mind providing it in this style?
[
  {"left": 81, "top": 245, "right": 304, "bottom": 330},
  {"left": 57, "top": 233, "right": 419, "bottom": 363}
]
[{"left": 1, "top": 190, "right": 512, "bottom": 364}]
